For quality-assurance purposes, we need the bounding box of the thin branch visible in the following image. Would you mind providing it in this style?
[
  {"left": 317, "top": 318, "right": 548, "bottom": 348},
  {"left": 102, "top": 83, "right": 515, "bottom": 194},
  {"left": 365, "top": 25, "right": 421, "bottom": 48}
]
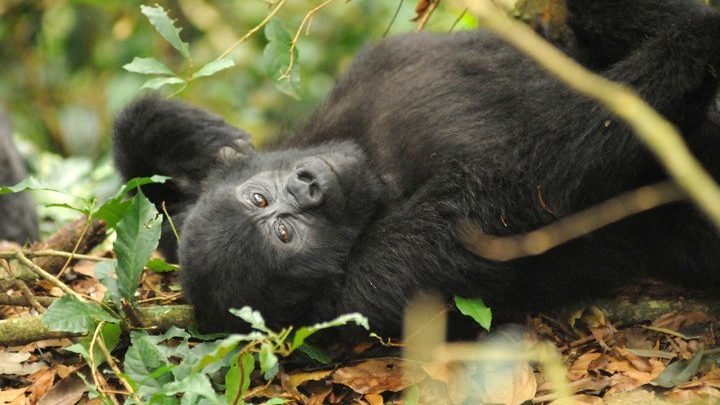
[
  {"left": 14, "top": 249, "right": 84, "bottom": 300},
  {"left": 463, "top": 0, "right": 720, "bottom": 231},
  {"left": 0, "top": 294, "right": 55, "bottom": 307},
  {"left": 384, "top": 0, "right": 406, "bottom": 37},
  {"left": 216, "top": 0, "right": 287, "bottom": 62},
  {"left": 0, "top": 250, "right": 111, "bottom": 262},
  {"left": 57, "top": 211, "right": 94, "bottom": 279},
  {"left": 461, "top": 182, "right": 684, "bottom": 261},
  {"left": 416, "top": 0, "right": 441, "bottom": 31},
  {"left": 97, "top": 331, "right": 144, "bottom": 405},
  {"left": 448, "top": 7, "right": 468, "bottom": 32},
  {"left": 281, "top": 0, "right": 339, "bottom": 80},
  {"left": 1, "top": 259, "right": 45, "bottom": 313},
  {"left": 161, "top": 201, "right": 180, "bottom": 242}
]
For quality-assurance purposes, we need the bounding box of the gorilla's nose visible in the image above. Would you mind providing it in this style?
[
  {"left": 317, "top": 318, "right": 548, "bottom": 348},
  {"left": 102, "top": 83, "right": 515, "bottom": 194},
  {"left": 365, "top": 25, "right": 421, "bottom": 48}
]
[{"left": 287, "top": 165, "right": 325, "bottom": 208}]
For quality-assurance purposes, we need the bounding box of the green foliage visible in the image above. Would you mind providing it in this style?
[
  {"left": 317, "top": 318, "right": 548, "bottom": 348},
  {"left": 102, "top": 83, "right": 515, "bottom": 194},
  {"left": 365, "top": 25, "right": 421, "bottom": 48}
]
[
  {"left": 454, "top": 296, "right": 492, "bottom": 331},
  {"left": 43, "top": 295, "right": 119, "bottom": 334},
  {"left": 263, "top": 19, "right": 301, "bottom": 99},
  {"left": 146, "top": 258, "right": 180, "bottom": 272},
  {"left": 653, "top": 349, "right": 705, "bottom": 388},
  {"left": 114, "top": 189, "right": 162, "bottom": 302},
  {"left": 139, "top": 5, "right": 191, "bottom": 60}
]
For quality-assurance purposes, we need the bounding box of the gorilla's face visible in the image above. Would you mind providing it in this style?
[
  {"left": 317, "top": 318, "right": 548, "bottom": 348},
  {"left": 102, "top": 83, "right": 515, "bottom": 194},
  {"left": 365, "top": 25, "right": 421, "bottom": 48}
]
[{"left": 179, "top": 141, "right": 385, "bottom": 331}]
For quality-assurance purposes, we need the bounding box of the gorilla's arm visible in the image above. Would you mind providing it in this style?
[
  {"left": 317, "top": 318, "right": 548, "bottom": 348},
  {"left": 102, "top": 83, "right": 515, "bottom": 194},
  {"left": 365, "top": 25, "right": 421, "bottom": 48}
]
[
  {"left": 112, "top": 96, "right": 253, "bottom": 259},
  {"left": 335, "top": 0, "right": 720, "bottom": 336}
]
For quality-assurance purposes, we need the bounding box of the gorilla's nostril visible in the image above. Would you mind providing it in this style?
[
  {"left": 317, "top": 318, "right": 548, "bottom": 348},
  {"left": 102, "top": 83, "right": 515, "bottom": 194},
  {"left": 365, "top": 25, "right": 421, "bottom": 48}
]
[
  {"left": 297, "top": 170, "right": 315, "bottom": 183},
  {"left": 308, "top": 183, "right": 320, "bottom": 198}
]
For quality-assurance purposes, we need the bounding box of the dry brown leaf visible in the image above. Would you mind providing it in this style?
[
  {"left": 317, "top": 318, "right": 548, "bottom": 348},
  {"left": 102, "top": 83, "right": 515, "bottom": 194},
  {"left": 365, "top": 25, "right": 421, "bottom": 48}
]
[
  {"left": 0, "top": 388, "right": 27, "bottom": 405},
  {"left": 306, "top": 385, "right": 332, "bottom": 405},
  {"left": 286, "top": 369, "right": 332, "bottom": 392},
  {"left": 0, "top": 352, "right": 46, "bottom": 376},
  {"left": 568, "top": 352, "right": 601, "bottom": 380},
  {"left": 37, "top": 374, "right": 87, "bottom": 405},
  {"left": 28, "top": 368, "right": 57, "bottom": 404},
  {"left": 550, "top": 394, "right": 605, "bottom": 405},
  {"left": 363, "top": 393, "right": 384, "bottom": 405},
  {"left": 71, "top": 261, "right": 96, "bottom": 277},
  {"left": 333, "top": 358, "right": 413, "bottom": 394}
]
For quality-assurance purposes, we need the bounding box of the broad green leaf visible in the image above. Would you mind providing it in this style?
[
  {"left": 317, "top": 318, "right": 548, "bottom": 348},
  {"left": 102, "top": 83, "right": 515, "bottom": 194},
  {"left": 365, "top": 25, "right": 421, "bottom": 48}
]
[
  {"left": 95, "top": 261, "right": 121, "bottom": 309},
  {"left": 263, "top": 20, "right": 300, "bottom": 99},
  {"left": 192, "top": 333, "right": 263, "bottom": 372},
  {"left": 259, "top": 342, "right": 279, "bottom": 380},
  {"left": 454, "top": 296, "right": 492, "bottom": 331},
  {"left": 653, "top": 349, "right": 704, "bottom": 388},
  {"left": 229, "top": 306, "right": 271, "bottom": 333},
  {"left": 140, "top": 5, "right": 191, "bottom": 59},
  {"left": 66, "top": 323, "right": 121, "bottom": 366},
  {"left": 225, "top": 353, "right": 254, "bottom": 404},
  {"left": 114, "top": 190, "right": 162, "bottom": 302},
  {"left": 191, "top": 58, "right": 235, "bottom": 80},
  {"left": 297, "top": 343, "right": 331, "bottom": 365},
  {"left": 124, "top": 331, "right": 170, "bottom": 394},
  {"left": 164, "top": 374, "right": 221, "bottom": 404},
  {"left": 140, "top": 77, "right": 186, "bottom": 90},
  {"left": 290, "top": 313, "right": 368, "bottom": 350},
  {"left": 94, "top": 175, "right": 169, "bottom": 228},
  {"left": 43, "top": 295, "right": 119, "bottom": 333},
  {"left": 146, "top": 258, "right": 179, "bottom": 273},
  {"left": 124, "top": 57, "right": 174, "bottom": 75},
  {"left": 0, "top": 177, "right": 60, "bottom": 195}
]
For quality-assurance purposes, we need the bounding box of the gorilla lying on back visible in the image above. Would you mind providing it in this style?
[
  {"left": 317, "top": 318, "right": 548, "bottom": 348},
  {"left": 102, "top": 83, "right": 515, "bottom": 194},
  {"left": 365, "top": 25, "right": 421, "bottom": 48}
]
[{"left": 114, "top": 0, "right": 720, "bottom": 337}]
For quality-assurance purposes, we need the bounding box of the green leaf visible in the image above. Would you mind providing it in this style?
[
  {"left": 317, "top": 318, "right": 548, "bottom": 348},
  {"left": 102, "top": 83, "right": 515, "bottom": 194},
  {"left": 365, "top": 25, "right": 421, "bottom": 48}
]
[
  {"left": 229, "top": 306, "right": 272, "bottom": 333},
  {"left": 192, "top": 333, "right": 263, "bottom": 372},
  {"left": 259, "top": 342, "right": 279, "bottom": 380},
  {"left": 454, "top": 296, "right": 492, "bottom": 331},
  {"left": 297, "top": 343, "right": 331, "bottom": 365},
  {"left": 146, "top": 258, "right": 180, "bottom": 273},
  {"left": 140, "top": 5, "right": 191, "bottom": 60},
  {"left": 404, "top": 385, "right": 420, "bottom": 405},
  {"left": 124, "top": 57, "right": 174, "bottom": 75},
  {"left": 140, "top": 77, "right": 186, "bottom": 90},
  {"left": 66, "top": 323, "right": 121, "bottom": 366},
  {"left": 43, "top": 295, "right": 119, "bottom": 334},
  {"left": 114, "top": 190, "right": 162, "bottom": 303},
  {"left": 265, "top": 399, "right": 287, "bottom": 405},
  {"left": 124, "top": 331, "right": 171, "bottom": 394},
  {"left": 0, "top": 177, "right": 60, "bottom": 195},
  {"left": 191, "top": 57, "right": 235, "bottom": 80},
  {"left": 263, "top": 19, "right": 300, "bottom": 99},
  {"left": 164, "top": 373, "right": 221, "bottom": 403},
  {"left": 653, "top": 349, "right": 704, "bottom": 388},
  {"left": 225, "top": 353, "right": 254, "bottom": 404},
  {"left": 95, "top": 261, "right": 121, "bottom": 309},
  {"left": 290, "top": 313, "right": 368, "bottom": 350},
  {"left": 94, "top": 175, "right": 169, "bottom": 228}
]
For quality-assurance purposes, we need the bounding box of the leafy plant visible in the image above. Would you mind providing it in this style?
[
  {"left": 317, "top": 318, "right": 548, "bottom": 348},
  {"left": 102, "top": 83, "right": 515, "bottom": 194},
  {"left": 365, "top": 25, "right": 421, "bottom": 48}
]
[{"left": 455, "top": 296, "right": 492, "bottom": 331}]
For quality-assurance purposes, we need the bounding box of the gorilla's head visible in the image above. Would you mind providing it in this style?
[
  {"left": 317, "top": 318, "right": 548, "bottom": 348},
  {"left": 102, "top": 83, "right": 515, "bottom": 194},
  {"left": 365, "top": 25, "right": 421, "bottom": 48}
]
[{"left": 179, "top": 141, "right": 385, "bottom": 331}]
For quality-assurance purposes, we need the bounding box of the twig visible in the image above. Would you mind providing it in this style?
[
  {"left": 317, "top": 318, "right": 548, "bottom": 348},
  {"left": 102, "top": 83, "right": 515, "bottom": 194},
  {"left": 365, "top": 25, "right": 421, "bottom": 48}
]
[
  {"left": 97, "top": 331, "right": 144, "bottom": 405},
  {"left": 0, "top": 294, "right": 55, "bottom": 307},
  {"left": 416, "top": 0, "right": 441, "bottom": 31},
  {"left": 463, "top": 0, "right": 720, "bottom": 231},
  {"left": 0, "top": 249, "right": 111, "bottom": 262},
  {"left": 216, "top": 0, "right": 287, "bottom": 62},
  {"left": 384, "top": 0, "right": 406, "bottom": 37},
  {"left": 161, "top": 201, "right": 180, "bottom": 242},
  {"left": 89, "top": 322, "right": 105, "bottom": 401},
  {"left": 448, "top": 7, "right": 468, "bottom": 32},
  {"left": 461, "top": 182, "right": 684, "bottom": 261},
  {"left": 14, "top": 249, "right": 83, "bottom": 300},
  {"left": 281, "top": 0, "right": 339, "bottom": 80},
  {"left": 57, "top": 212, "right": 94, "bottom": 279},
  {"left": 0, "top": 259, "right": 45, "bottom": 313}
]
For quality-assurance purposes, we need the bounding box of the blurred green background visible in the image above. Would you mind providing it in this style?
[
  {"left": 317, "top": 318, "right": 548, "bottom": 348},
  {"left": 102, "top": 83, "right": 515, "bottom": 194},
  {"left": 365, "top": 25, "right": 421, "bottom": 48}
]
[{"left": 0, "top": 0, "right": 474, "bottom": 231}]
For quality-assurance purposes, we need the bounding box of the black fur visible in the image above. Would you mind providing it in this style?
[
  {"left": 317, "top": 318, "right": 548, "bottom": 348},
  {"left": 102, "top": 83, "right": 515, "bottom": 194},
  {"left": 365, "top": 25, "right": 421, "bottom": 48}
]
[
  {"left": 0, "top": 105, "right": 39, "bottom": 244},
  {"left": 113, "top": 0, "right": 720, "bottom": 337}
]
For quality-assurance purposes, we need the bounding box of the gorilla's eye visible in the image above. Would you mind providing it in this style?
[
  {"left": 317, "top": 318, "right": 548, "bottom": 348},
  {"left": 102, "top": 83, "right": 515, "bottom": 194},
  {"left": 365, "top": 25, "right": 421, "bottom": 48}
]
[
  {"left": 252, "top": 193, "right": 268, "bottom": 208},
  {"left": 276, "top": 222, "right": 292, "bottom": 243}
]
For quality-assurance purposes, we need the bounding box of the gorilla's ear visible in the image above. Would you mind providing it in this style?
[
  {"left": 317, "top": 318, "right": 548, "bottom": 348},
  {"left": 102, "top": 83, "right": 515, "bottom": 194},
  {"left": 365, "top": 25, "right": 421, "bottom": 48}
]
[{"left": 217, "top": 138, "right": 255, "bottom": 165}]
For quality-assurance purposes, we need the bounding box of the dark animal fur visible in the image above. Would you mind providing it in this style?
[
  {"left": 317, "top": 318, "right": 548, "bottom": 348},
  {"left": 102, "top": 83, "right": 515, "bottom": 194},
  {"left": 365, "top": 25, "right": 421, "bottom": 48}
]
[{"left": 113, "top": 0, "right": 720, "bottom": 337}]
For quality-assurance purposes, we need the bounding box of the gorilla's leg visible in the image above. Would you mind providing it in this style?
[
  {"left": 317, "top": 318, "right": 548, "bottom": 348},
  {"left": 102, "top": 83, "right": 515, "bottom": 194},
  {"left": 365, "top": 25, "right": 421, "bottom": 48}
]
[{"left": 112, "top": 96, "right": 253, "bottom": 259}]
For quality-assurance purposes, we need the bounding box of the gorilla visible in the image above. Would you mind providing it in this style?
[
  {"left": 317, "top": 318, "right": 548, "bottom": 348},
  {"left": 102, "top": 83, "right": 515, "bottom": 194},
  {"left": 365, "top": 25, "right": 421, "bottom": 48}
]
[
  {"left": 0, "top": 105, "right": 39, "bottom": 244},
  {"left": 113, "top": 0, "right": 720, "bottom": 337}
]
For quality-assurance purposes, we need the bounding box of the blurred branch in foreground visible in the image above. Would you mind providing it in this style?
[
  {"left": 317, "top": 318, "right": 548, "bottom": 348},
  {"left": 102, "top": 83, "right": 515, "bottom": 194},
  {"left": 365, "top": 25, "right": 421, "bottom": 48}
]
[{"left": 461, "top": 182, "right": 684, "bottom": 261}]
